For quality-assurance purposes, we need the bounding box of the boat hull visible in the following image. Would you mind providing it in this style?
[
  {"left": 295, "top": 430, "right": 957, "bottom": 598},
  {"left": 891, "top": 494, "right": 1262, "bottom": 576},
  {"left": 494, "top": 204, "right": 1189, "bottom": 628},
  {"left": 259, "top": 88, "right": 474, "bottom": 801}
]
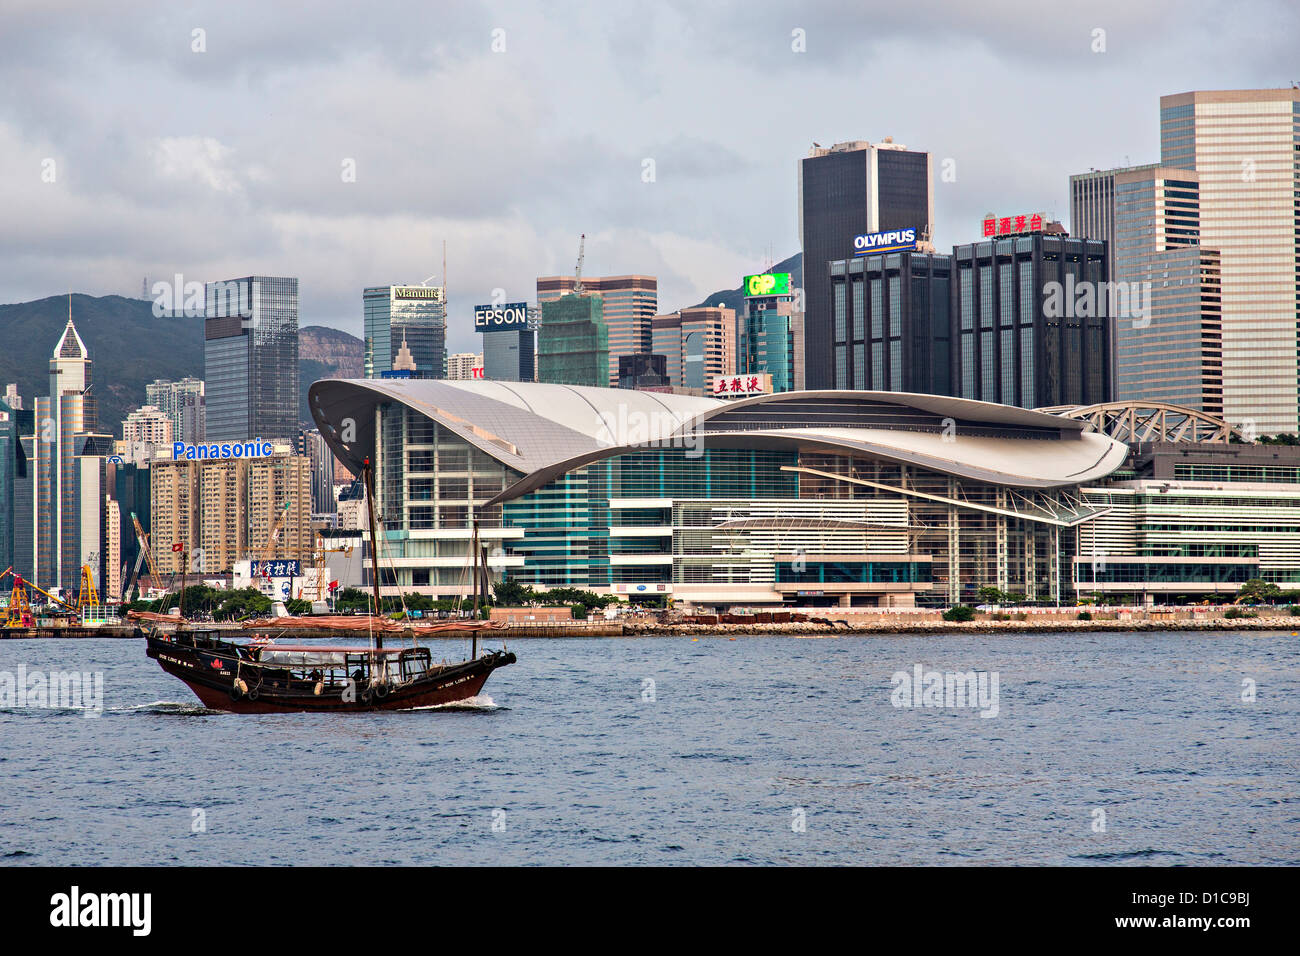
[{"left": 147, "top": 633, "right": 514, "bottom": 713}]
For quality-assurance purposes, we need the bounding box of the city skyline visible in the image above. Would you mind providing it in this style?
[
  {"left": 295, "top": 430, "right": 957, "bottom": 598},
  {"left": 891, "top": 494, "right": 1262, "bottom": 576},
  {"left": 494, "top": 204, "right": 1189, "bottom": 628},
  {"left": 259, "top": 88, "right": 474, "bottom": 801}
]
[{"left": 2, "top": 1, "right": 1296, "bottom": 361}]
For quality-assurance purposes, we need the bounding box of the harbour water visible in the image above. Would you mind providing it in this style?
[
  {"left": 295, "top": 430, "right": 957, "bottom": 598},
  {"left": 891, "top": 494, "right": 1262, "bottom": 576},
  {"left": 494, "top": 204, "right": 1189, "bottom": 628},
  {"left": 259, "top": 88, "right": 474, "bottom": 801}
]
[{"left": 1, "top": 632, "right": 1297, "bottom": 865}]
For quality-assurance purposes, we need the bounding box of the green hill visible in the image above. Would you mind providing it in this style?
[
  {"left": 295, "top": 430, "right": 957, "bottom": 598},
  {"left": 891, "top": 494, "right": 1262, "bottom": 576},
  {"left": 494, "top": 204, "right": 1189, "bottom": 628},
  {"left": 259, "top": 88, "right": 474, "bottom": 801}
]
[
  {"left": 0, "top": 294, "right": 203, "bottom": 437},
  {"left": 0, "top": 294, "right": 365, "bottom": 436}
]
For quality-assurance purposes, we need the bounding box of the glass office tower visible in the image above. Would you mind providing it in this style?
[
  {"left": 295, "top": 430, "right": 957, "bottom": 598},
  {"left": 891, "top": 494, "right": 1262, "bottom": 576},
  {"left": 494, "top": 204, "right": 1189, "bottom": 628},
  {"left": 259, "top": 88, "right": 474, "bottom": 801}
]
[
  {"left": 827, "top": 252, "right": 952, "bottom": 395},
  {"left": 799, "top": 140, "right": 933, "bottom": 389},
  {"left": 1112, "top": 167, "right": 1223, "bottom": 414},
  {"left": 205, "top": 276, "right": 299, "bottom": 444},
  {"left": 363, "top": 285, "right": 448, "bottom": 380},
  {"left": 1160, "top": 88, "right": 1300, "bottom": 435}
]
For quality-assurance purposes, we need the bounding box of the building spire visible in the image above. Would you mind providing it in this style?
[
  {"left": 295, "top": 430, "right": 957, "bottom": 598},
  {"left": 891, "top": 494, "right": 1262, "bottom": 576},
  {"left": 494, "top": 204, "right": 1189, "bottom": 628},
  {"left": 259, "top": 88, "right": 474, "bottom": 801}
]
[{"left": 53, "top": 293, "right": 89, "bottom": 360}]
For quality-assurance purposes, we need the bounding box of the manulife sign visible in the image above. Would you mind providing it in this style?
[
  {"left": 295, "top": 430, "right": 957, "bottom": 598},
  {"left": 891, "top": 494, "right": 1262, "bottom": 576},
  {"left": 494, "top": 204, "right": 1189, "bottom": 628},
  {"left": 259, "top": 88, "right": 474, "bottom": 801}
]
[{"left": 743, "top": 272, "right": 791, "bottom": 298}]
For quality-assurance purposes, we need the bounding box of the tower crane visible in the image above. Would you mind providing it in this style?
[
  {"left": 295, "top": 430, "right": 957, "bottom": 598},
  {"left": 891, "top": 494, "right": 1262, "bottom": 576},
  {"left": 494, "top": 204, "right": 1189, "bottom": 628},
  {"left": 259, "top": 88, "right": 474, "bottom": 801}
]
[{"left": 573, "top": 233, "right": 586, "bottom": 295}]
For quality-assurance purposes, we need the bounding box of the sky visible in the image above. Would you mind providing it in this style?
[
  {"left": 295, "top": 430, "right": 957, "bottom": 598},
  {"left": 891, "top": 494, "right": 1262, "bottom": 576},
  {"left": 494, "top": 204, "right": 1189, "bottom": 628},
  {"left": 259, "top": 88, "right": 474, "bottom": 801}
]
[{"left": 2, "top": 0, "right": 1297, "bottom": 355}]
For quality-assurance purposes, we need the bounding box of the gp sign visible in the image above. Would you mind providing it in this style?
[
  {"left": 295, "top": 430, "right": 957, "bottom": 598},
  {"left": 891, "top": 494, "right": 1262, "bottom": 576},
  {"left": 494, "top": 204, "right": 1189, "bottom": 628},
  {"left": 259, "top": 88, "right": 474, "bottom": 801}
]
[
  {"left": 743, "top": 273, "right": 791, "bottom": 298},
  {"left": 474, "top": 303, "right": 530, "bottom": 331},
  {"left": 853, "top": 228, "right": 917, "bottom": 256}
]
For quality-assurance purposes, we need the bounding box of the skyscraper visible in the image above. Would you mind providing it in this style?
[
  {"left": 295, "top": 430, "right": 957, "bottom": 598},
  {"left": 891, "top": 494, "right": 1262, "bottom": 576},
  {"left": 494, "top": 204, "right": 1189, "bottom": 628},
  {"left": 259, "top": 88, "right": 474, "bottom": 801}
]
[
  {"left": 537, "top": 275, "right": 657, "bottom": 386},
  {"left": 1110, "top": 166, "right": 1223, "bottom": 414},
  {"left": 363, "top": 285, "right": 448, "bottom": 379},
  {"left": 799, "top": 139, "right": 934, "bottom": 389},
  {"left": 21, "top": 312, "right": 114, "bottom": 591},
  {"left": 537, "top": 293, "right": 609, "bottom": 387},
  {"left": 738, "top": 272, "right": 804, "bottom": 393},
  {"left": 205, "top": 276, "right": 299, "bottom": 444},
  {"left": 949, "top": 229, "right": 1109, "bottom": 409},
  {"left": 1160, "top": 88, "right": 1300, "bottom": 435},
  {"left": 651, "top": 306, "right": 736, "bottom": 392},
  {"left": 826, "top": 252, "right": 952, "bottom": 395}
]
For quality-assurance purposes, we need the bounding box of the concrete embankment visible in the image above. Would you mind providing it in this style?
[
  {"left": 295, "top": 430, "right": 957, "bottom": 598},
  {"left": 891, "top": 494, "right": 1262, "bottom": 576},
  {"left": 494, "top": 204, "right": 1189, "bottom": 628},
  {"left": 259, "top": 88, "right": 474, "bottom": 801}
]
[
  {"left": 4, "top": 617, "right": 1298, "bottom": 638},
  {"left": 623, "top": 616, "right": 1300, "bottom": 636}
]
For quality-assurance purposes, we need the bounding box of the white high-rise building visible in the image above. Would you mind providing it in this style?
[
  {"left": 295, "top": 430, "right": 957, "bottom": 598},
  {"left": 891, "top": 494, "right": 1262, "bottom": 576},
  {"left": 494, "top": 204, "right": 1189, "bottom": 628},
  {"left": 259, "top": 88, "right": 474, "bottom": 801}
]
[
  {"left": 1160, "top": 89, "right": 1300, "bottom": 435},
  {"left": 122, "top": 405, "right": 174, "bottom": 445},
  {"left": 446, "top": 352, "right": 483, "bottom": 380}
]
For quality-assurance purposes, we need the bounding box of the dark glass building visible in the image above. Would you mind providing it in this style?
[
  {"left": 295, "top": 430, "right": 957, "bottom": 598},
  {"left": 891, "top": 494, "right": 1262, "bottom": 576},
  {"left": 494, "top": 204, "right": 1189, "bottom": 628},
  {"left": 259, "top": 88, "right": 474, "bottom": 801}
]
[
  {"left": 617, "top": 353, "right": 669, "bottom": 389},
  {"left": 482, "top": 327, "right": 535, "bottom": 382},
  {"left": 799, "top": 140, "right": 933, "bottom": 390},
  {"left": 828, "top": 252, "right": 952, "bottom": 394},
  {"left": 951, "top": 233, "right": 1110, "bottom": 408},
  {"left": 205, "top": 275, "right": 299, "bottom": 443}
]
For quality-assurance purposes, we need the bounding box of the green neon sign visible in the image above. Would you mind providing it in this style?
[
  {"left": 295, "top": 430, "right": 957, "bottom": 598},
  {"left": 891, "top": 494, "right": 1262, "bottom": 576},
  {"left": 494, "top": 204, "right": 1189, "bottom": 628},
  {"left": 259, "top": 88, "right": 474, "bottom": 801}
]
[{"left": 743, "top": 272, "right": 791, "bottom": 297}]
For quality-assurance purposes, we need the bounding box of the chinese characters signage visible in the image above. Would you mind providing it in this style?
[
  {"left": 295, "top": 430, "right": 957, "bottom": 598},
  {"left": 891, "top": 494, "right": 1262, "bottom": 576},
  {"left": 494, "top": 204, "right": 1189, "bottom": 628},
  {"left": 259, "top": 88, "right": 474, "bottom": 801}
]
[
  {"left": 252, "top": 560, "right": 301, "bottom": 579},
  {"left": 982, "top": 213, "right": 1046, "bottom": 238},
  {"left": 711, "top": 374, "right": 772, "bottom": 398}
]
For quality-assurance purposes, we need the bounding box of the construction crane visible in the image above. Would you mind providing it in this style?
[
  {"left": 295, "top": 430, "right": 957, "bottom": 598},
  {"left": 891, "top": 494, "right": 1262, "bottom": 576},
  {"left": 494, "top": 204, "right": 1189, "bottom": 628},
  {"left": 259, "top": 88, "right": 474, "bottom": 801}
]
[
  {"left": 130, "top": 512, "right": 160, "bottom": 593},
  {"left": 76, "top": 564, "right": 100, "bottom": 612},
  {"left": 573, "top": 233, "right": 585, "bottom": 295}
]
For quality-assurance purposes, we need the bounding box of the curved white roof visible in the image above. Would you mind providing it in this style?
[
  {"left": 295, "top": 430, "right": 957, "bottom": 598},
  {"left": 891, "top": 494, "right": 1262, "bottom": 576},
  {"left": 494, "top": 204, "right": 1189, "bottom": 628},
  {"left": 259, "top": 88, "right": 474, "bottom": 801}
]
[{"left": 308, "top": 381, "right": 1129, "bottom": 497}]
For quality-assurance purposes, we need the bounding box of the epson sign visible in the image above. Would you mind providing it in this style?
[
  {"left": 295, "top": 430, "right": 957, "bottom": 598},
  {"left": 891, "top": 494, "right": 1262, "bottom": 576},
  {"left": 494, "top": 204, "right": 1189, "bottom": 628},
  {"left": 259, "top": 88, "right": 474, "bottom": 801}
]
[
  {"left": 853, "top": 228, "right": 918, "bottom": 256},
  {"left": 474, "top": 302, "right": 530, "bottom": 331}
]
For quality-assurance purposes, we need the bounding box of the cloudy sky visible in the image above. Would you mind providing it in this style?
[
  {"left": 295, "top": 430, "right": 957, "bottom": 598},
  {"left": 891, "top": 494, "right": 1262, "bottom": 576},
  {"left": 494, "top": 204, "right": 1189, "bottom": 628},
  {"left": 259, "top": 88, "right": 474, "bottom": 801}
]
[{"left": 2, "top": 0, "right": 1296, "bottom": 354}]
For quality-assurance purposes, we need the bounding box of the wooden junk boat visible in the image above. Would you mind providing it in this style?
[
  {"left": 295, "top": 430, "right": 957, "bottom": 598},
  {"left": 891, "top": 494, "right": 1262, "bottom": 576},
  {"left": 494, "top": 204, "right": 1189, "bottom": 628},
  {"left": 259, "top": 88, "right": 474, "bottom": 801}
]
[{"left": 145, "top": 458, "right": 515, "bottom": 713}]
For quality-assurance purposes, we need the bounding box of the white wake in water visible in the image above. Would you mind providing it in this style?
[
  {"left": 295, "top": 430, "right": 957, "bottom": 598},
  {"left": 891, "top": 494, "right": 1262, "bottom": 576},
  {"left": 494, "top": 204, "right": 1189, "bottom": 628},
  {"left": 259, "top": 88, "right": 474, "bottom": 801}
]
[
  {"left": 114, "top": 700, "right": 223, "bottom": 716},
  {"left": 403, "top": 694, "right": 499, "bottom": 712}
]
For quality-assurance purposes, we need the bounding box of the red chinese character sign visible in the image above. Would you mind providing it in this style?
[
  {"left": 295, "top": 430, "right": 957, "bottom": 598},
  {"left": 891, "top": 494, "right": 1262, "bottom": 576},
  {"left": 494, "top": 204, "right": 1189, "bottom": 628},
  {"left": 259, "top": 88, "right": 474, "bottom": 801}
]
[
  {"left": 981, "top": 212, "right": 1050, "bottom": 237},
  {"left": 711, "top": 374, "right": 772, "bottom": 398}
]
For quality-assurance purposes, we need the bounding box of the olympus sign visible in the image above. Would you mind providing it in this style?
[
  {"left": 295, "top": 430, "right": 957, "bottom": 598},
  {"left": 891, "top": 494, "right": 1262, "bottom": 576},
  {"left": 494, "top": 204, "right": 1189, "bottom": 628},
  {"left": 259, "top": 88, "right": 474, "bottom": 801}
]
[
  {"left": 474, "top": 302, "right": 530, "bottom": 331},
  {"left": 853, "top": 228, "right": 918, "bottom": 255}
]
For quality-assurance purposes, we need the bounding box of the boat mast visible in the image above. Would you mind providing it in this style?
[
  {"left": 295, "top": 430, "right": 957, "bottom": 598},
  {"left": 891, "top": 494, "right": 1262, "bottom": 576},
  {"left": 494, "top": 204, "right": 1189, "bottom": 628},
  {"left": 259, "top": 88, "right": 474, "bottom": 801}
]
[
  {"left": 363, "top": 457, "right": 384, "bottom": 652},
  {"left": 471, "top": 513, "right": 479, "bottom": 660}
]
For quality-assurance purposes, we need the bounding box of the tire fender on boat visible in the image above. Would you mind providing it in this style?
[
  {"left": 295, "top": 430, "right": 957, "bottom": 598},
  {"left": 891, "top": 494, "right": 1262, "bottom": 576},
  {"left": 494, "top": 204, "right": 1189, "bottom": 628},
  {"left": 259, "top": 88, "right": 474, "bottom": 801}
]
[
  {"left": 374, "top": 682, "right": 390, "bottom": 699},
  {"left": 230, "top": 678, "right": 248, "bottom": 701}
]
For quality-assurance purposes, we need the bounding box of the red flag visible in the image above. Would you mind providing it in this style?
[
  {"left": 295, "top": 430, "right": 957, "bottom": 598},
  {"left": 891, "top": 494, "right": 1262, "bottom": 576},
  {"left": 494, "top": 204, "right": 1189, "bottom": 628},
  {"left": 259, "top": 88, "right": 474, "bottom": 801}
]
[
  {"left": 171, "top": 542, "right": 183, "bottom": 553},
  {"left": 329, "top": 580, "right": 339, "bottom": 591}
]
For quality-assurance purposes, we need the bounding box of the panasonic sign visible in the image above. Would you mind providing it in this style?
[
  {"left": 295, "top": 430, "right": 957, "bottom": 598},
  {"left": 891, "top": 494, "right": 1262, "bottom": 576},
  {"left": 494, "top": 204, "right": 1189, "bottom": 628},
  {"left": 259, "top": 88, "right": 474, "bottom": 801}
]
[
  {"left": 474, "top": 303, "right": 530, "bottom": 331},
  {"left": 853, "top": 228, "right": 918, "bottom": 256},
  {"left": 173, "top": 440, "right": 273, "bottom": 461}
]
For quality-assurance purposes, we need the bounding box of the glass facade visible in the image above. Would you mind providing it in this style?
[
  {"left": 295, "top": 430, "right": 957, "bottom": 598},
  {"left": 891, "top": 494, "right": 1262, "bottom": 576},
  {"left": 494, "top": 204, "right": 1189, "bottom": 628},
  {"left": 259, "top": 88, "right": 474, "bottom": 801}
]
[
  {"left": 951, "top": 235, "right": 1109, "bottom": 408},
  {"left": 363, "top": 285, "right": 448, "bottom": 380},
  {"left": 827, "top": 252, "right": 951, "bottom": 395},
  {"left": 800, "top": 143, "right": 933, "bottom": 389},
  {"left": 205, "top": 276, "right": 299, "bottom": 443},
  {"left": 1159, "top": 90, "right": 1300, "bottom": 435}
]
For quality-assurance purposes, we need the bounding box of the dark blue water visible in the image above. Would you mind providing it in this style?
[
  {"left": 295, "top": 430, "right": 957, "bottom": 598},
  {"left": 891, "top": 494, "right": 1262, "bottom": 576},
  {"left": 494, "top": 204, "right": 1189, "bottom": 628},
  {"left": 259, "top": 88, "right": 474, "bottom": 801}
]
[{"left": 1, "top": 632, "right": 1297, "bottom": 865}]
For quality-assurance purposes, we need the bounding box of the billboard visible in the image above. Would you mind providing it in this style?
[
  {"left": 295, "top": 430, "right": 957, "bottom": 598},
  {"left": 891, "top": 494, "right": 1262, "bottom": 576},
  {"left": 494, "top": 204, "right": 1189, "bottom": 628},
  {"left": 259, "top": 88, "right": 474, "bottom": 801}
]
[
  {"left": 173, "top": 440, "right": 273, "bottom": 461},
  {"left": 711, "top": 374, "right": 772, "bottom": 398},
  {"left": 742, "top": 273, "right": 791, "bottom": 298},
  {"left": 981, "top": 213, "right": 1046, "bottom": 237},
  {"left": 393, "top": 285, "right": 444, "bottom": 301},
  {"left": 251, "top": 560, "right": 301, "bottom": 578},
  {"left": 474, "top": 302, "right": 531, "bottom": 331},
  {"left": 853, "top": 228, "right": 918, "bottom": 256}
]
